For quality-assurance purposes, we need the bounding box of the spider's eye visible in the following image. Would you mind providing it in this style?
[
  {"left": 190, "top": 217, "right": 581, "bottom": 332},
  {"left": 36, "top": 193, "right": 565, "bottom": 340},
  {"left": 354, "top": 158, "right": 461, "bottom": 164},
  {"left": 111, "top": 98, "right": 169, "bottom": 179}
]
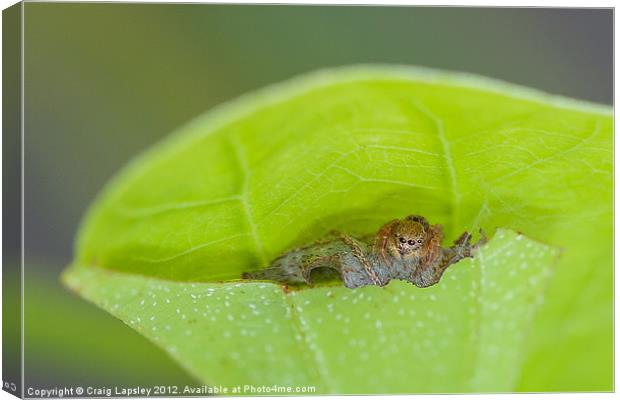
[
  {"left": 407, "top": 240, "right": 415, "bottom": 245},
  {"left": 417, "top": 239, "right": 423, "bottom": 243},
  {"left": 399, "top": 237, "right": 406, "bottom": 243}
]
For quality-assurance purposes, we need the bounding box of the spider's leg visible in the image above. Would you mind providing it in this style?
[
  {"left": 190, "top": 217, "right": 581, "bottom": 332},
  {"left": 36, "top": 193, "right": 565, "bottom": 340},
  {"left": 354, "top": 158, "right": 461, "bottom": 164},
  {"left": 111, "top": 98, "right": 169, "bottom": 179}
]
[
  {"left": 379, "top": 237, "right": 389, "bottom": 265},
  {"left": 372, "top": 219, "right": 398, "bottom": 265},
  {"left": 339, "top": 232, "right": 382, "bottom": 287},
  {"left": 453, "top": 231, "right": 472, "bottom": 247},
  {"left": 373, "top": 232, "right": 388, "bottom": 264},
  {"left": 473, "top": 228, "right": 488, "bottom": 251},
  {"left": 422, "top": 224, "right": 444, "bottom": 265},
  {"left": 414, "top": 229, "right": 474, "bottom": 288},
  {"left": 414, "top": 247, "right": 460, "bottom": 288}
]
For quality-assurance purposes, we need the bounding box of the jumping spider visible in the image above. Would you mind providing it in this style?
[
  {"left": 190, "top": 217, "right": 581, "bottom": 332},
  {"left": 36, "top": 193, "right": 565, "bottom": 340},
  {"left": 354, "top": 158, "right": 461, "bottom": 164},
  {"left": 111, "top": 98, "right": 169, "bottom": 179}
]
[{"left": 243, "top": 215, "right": 486, "bottom": 289}]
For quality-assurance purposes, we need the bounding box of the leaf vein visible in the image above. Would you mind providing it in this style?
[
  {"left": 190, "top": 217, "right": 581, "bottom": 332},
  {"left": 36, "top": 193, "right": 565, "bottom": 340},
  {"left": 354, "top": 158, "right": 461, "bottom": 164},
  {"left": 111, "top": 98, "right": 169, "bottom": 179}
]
[
  {"left": 334, "top": 165, "right": 441, "bottom": 190},
  {"left": 133, "top": 233, "right": 249, "bottom": 263},
  {"left": 230, "top": 137, "right": 269, "bottom": 266},
  {"left": 115, "top": 196, "right": 242, "bottom": 218},
  {"left": 488, "top": 120, "right": 602, "bottom": 183},
  {"left": 411, "top": 100, "right": 461, "bottom": 231},
  {"left": 284, "top": 293, "right": 335, "bottom": 392},
  {"left": 261, "top": 146, "right": 366, "bottom": 220}
]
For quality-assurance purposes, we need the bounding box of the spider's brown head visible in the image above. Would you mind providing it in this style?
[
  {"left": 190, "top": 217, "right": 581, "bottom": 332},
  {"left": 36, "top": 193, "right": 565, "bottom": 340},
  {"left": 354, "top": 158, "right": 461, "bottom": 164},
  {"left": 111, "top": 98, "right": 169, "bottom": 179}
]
[{"left": 389, "top": 219, "right": 427, "bottom": 258}]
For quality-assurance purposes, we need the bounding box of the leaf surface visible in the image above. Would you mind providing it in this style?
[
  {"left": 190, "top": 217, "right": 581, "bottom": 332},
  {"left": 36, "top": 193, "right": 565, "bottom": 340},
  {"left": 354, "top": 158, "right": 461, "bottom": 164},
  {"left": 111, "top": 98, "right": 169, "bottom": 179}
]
[
  {"left": 66, "top": 229, "right": 556, "bottom": 392},
  {"left": 63, "top": 66, "right": 612, "bottom": 392}
]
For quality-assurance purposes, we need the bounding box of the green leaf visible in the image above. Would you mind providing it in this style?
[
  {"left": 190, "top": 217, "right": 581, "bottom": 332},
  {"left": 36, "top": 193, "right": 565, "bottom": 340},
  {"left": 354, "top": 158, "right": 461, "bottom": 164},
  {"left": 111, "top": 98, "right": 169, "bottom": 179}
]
[
  {"left": 64, "top": 229, "right": 557, "bottom": 392},
  {"left": 24, "top": 267, "right": 196, "bottom": 386},
  {"left": 62, "top": 66, "right": 612, "bottom": 392}
]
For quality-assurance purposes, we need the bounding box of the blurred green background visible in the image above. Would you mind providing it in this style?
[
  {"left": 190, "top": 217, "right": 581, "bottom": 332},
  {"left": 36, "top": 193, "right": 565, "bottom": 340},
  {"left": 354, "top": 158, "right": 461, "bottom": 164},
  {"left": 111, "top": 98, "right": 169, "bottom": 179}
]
[{"left": 18, "top": 3, "right": 611, "bottom": 390}]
